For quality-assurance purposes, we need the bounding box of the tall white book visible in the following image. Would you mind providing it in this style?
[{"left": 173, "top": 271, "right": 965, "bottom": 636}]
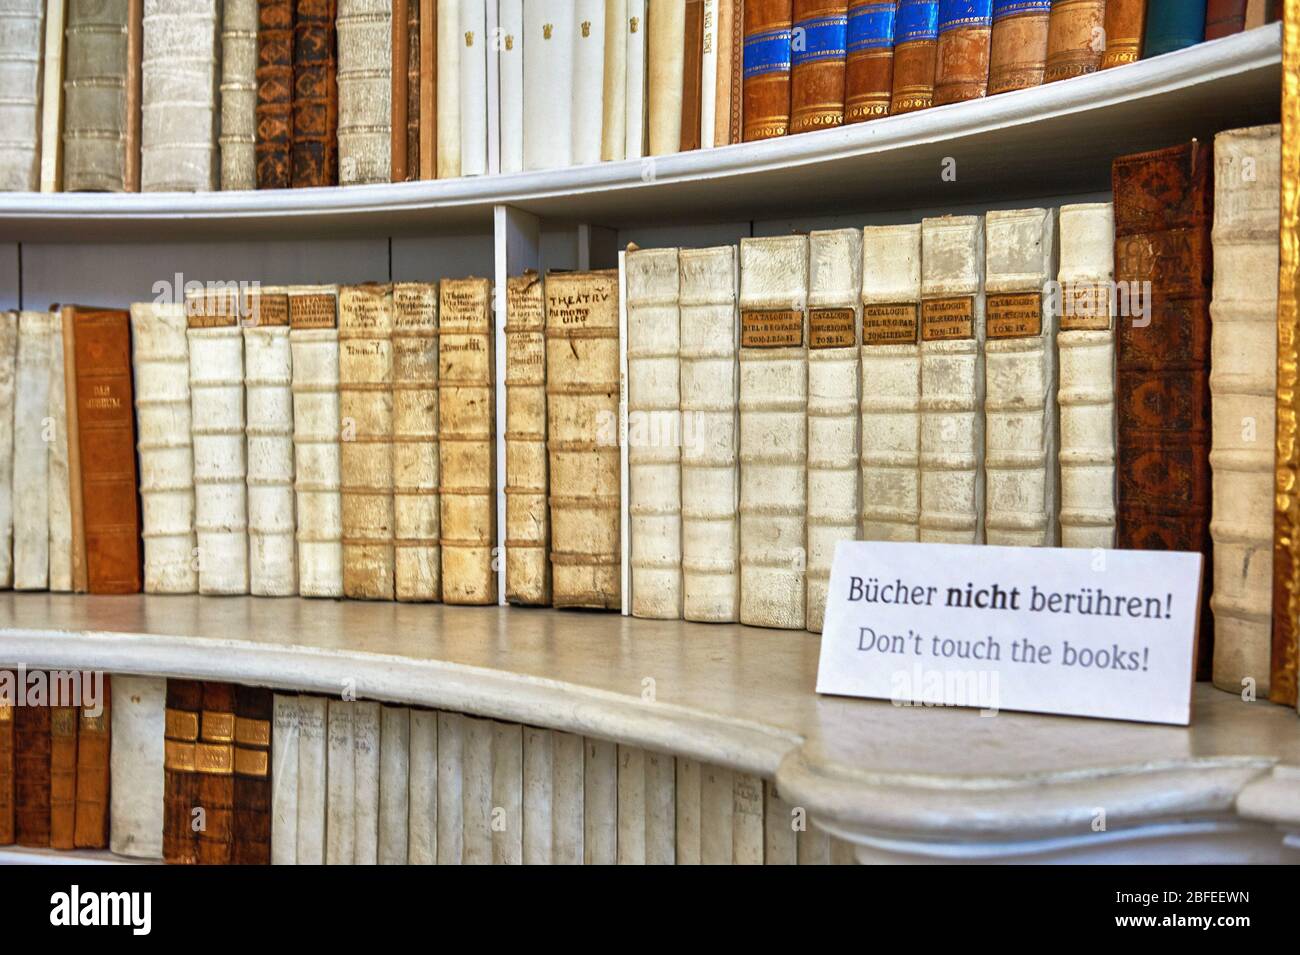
[
  {"left": 48, "top": 312, "right": 72, "bottom": 591},
  {"left": 983, "top": 208, "right": 1058, "bottom": 547},
  {"left": 459, "top": 0, "right": 488, "bottom": 176},
  {"left": 461, "top": 715, "right": 492, "bottom": 863},
  {"left": 571, "top": 0, "right": 606, "bottom": 166},
  {"left": 919, "top": 216, "right": 986, "bottom": 544},
  {"left": 860, "top": 224, "right": 922, "bottom": 542},
  {"left": 624, "top": 0, "right": 646, "bottom": 158},
  {"left": 679, "top": 245, "right": 739, "bottom": 622},
  {"left": 108, "top": 675, "right": 166, "bottom": 858},
  {"left": 436, "top": 711, "right": 465, "bottom": 864},
  {"left": 325, "top": 699, "right": 355, "bottom": 864},
  {"left": 583, "top": 737, "right": 616, "bottom": 864},
  {"left": 436, "top": 0, "right": 460, "bottom": 177},
  {"left": 806, "top": 228, "right": 862, "bottom": 632},
  {"left": 352, "top": 700, "right": 382, "bottom": 864},
  {"left": 601, "top": 0, "right": 627, "bottom": 162},
  {"left": 522, "top": 727, "right": 584, "bottom": 864},
  {"left": 408, "top": 708, "right": 438, "bottom": 863},
  {"left": 0, "top": 0, "right": 44, "bottom": 190},
  {"left": 498, "top": 0, "right": 524, "bottom": 173},
  {"left": 297, "top": 695, "right": 328, "bottom": 864},
  {"left": 270, "top": 694, "right": 301, "bottom": 864},
  {"left": 700, "top": 0, "right": 717, "bottom": 148},
  {"left": 616, "top": 745, "right": 675, "bottom": 863},
  {"left": 1056, "top": 202, "right": 1117, "bottom": 549},
  {"left": 523, "top": 0, "right": 575, "bottom": 170},
  {"left": 13, "top": 310, "right": 51, "bottom": 590},
  {"left": 378, "top": 705, "right": 411, "bottom": 864},
  {"left": 1210, "top": 124, "right": 1280, "bottom": 694},
  {"left": 738, "top": 234, "right": 809, "bottom": 630},
  {"left": 626, "top": 246, "right": 682, "bottom": 619},
  {"left": 646, "top": 0, "right": 684, "bottom": 157},
  {"left": 0, "top": 312, "right": 15, "bottom": 587},
  {"left": 491, "top": 721, "right": 523, "bottom": 864}
]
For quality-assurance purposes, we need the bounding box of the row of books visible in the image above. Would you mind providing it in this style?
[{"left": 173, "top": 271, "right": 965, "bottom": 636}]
[
  {"left": 0, "top": 0, "right": 1277, "bottom": 192},
  {"left": 1, "top": 672, "right": 851, "bottom": 863}
]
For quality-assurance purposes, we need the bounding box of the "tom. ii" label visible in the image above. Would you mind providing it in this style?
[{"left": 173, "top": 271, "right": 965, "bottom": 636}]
[{"left": 809, "top": 308, "right": 856, "bottom": 349}]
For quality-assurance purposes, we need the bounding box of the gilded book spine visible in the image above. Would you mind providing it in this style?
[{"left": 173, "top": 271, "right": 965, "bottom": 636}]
[
  {"left": 742, "top": 0, "right": 793, "bottom": 141},
  {"left": 63, "top": 0, "right": 130, "bottom": 191},
  {"left": 1043, "top": 0, "right": 1105, "bottom": 82},
  {"left": 292, "top": 0, "right": 339, "bottom": 186},
  {"left": 889, "top": 0, "right": 938, "bottom": 114},
  {"left": 1099, "top": 0, "right": 1144, "bottom": 69},
  {"left": 844, "top": 1, "right": 897, "bottom": 122},
  {"left": 140, "top": 0, "right": 220, "bottom": 191},
  {"left": 505, "top": 273, "right": 551, "bottom": 605},
  {"left": 0, "top": 0, "right": 44, "bottom": 190},
  {"left": 987, "top": 0, "right": 1050, "bottom": 94},
  {"left": 932, "top": 0, "right": 992, "bottom": 106},
  {"left": 337, "top": 0, "right": 392, "bottom": 184},
  {"left": 220, "top": 0, "right": 258, "bottom": 189},
  {"left": 392, "top": 282, "right": 440, "bottom": 602},
  {"left": 789, "top": 0, "right": 848, "bottom": 132},
  {"left": 255, "top": 0, "right": 293, "bottom": 187}
]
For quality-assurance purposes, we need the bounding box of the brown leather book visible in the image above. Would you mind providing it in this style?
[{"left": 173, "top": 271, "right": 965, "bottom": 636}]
[
  {"left": 257, "top": 0, "right": 294, "bottom": 188},
  {"left": 126, "top": 0, "right": 143, "bottom": 191},
  {"left": 1205, "top": 0, "right": 1246, "bottom": 38},
  {"left": 232, "top": 685, "right": 272, "bottom": 864},
  {"left": 1113, "top": 140, "right": 1215, "bottom": 680},
  {"left": 1043, "top": 0, "right": 1106, "bottom": 82},
  {"left": 1245, "top": 0, "right": 1281, "bottom": 29},
  {"left": 0, "top": 676, "right": 13, "bottom": 845},
  {"left": 196, "top": 682, "right": 236, "bottom": 864},
  {"left": 933, "top": 0, "right": 992, "bottom": 105},
  {"left": 292, "top": 0, "right": 338, "bottom": 186},
  {"left": 14, "top": 695, "right": 50, "bottom": 847},
  {"left": 890, "top": 0, "right": 939, "bottom": 114},
  {"left": 681, "top": 0, "right": 705, "bottom": 150},
  {"left": 742, "top": 0, "right": 794, "bottom": 140},
  {"left": 68, "top": 307, "right": 142, "bottom": 595},
  {"left": 164, "top": 679, "right": 202, "bottom": 864},
  {"left": 845, "top": 1, "right": 898, "bottom": 123},
  {"left": 790, "top": 0, "right": 849, "bottom": 132},
  {"left": 419, "top": 0, "right": 436, "bottom": 178},
  {"left": 728, "top": 0, "right": 744, "bottom": 142},
  {"left": 406, "top": 0, "right": 420, "bottom": 176},
  {"left": 988, "top": 1, "right": 1051, "bottom": 94},
  {"left": 73, "top": 678, "right": 110, "bottom": 849},
  {"left": 391, "top": 0, "right": 410, "bottom": 181},
  {"left": 48, "top": 704, "right": 78, "bottom": 850},
  {"left": 1099, "top": 0, "right": 1144, "bottom": 68}
]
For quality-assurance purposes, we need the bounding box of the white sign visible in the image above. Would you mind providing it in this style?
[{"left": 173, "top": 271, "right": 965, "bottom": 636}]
[{"left": 816, "top": 542, "right": 1204, "bottom": 725}]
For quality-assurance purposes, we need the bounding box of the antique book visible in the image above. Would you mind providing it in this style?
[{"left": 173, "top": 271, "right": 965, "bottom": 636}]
[
  {"left": 738, "top": 234, "right": 809, "bottom": 629},
  {"left": 983, "top": 207, "right": 1058, "bottom": 546},
  {"left": 439, "top": 277, "right": 496, "bottom": 605},
  {"left": 403, "top": 0, "right": 419, "bottom": 176},
  {"left": 615, "top": 746, "right": 675, "bottom": 863},
  {"left": 504, "top": 273, "right": 551, "bottom": 606},
  {"left": 407, "top": 708, "right": 436, "bottom": 863},
  {"left": 713, "top": 0, "right": 736, "bottom": 144},
  {"left": 60, "top": 309, "right": 88, "bottom": 593},
  {"left": 500, "top": 0, "right": 524, "bottom": 172},
  {"left": 271, "top": 694, "right": 299, "bottom": 864},
  {"left": 1245, "top": 0, "right": 1281, "bottom": 30},
  {"left": 679, "top": 245, "right": 739, "bottom": 623},
  {"left": 345, "top": 701, "right": 382, "bottom": 863},
  {"left": 726, "top": 0, "right": 743, "bottom": 141},
  {"left": 324, "top": 699, "right": 354, "bottom": 863},
  {"left": 521, "top": 727, "right": 584, "bottom": 864},
  {"left": 676, "top": 761, "right": 764, "bottom": 862},
  {"left": 522, "top": 0, "right": 570, "bottom": 170},
  {"left": 1210, "top": 125, "right": 1279, "bottom": 695},
  {"left": 0, "top": 681, "right": 11, "bottom": 844},
  {"left": 625, "top": 0, "right": 647, "bottom": 157},
  {"left": 491, "top": 722, "right": 523, "bottom": 865},
  {"left": 1099, "top": 0, "right": 1144, "bottom": 68},
  {"left": 627, "top": 247, "right": 683, "bottom": 620},
  {"left": 699, "top": 0, "right": 715, "bottom": 147},
  {"left": 806, "top": 228, "right": 862, "bottom": 632},
  {"left": 647, "top": 0, "right": 685, "bottom": 155},
  {"left": 0, "top": 0, "right": 44, "bottom": 191},
  {"left": 681, "top": 0, "right": 703, "bottom": 150},
  {"left": 140, "top": 0, "right": 220, "bottom": 191},
  {"left": 789, "top": 0, "right": 848, "bottom": 131},
  {"left": 392, "top": 282, "right": 440, "bottom": 602},
  {"left": 13, "top": 311, "right": 51, "bottom": 590},
  {"left": 546, "top": 270, "right": 622, "bottom": 609},
  {"left": 195, "top": 682, "right": 236, "bottom": 865},
  {"left": 0, "top": 315, "right": 13, "bottom": 588},
  {"left": 244, "top": 288, "right": 297, "bottom": 596},
  {"left": 584, "top": 737, "right": 616, "bottom": 864},
  {"left": 742, "top": 0, "right": 793, "bottom": 140},
  {"left": 162, "top": 678, "right": 201, "bottom": 864},
  {"left": 461, "top": 715, "right": 492, "bottom": 864},
  {"left": 110, "top": 675, "right": 164, "bottom": 858},
  {"left": 378, "top": 706, "right": 410, "bottom": 864},
  {"left": 418, "top": 0, "right": 434, "bottom": 178},
  {"left": 338, "top": 0, "right": 392, "bottom": 184},
  {"left": 232, "top": 685, "right": 272, "bottom": 864},
  {"left": 932, "top": 0, "right": 992, "bottom": 105},
  {"left": 62, "top": 0, "right": 129, "bottom": 191},
  {"left": 459, "top": 0, "right": 487, "bottom": 176},
  {"left": 49, "top": 704, "right": 78, "bottom": 849},
  {"left": 988, "top": 0, "right": 1050, "bottom": 94},
  {"left": 220, "top": 0, "right": 257, "bottom": 189},
  {"left": 130, "top": 302, "right": 197, "bottom": 594},
  {"left": 845, "top": 0, "right": 897, "bottom": 122},
  {"left": 1113, "top": 140, "right": 1215, "bottom": 679},
  {"left": 296, "top": 694, "right": 327, "bottom": 862},
  {"left": 126, "top": 0, "right": 142, "bottom": 191},
  {"left": 1206, "top": 0, "right": 1245, "bottom": 38},
  {"left": 1043, "top": 0, "right": 1105, "bottom": 82},
  {"left": 391, "top": 0, "right": 409, "bottom": 180},
  {"left": 339, "top": 283, "right": 395, "bottom": 600},
  {"left": 73, "top": 681, "right": 110, "bottom": 848},
  {"left": 890, "top": 0, "right": 938, "bottom": 113},
  {"left": 919, "top": 215, "right": 986, "bottom": 544},
  {"left": 435, "top": 711, "right": 463, "bottom": 863},
  {"left": 289, "top": 285, "right": 343, "bottom": 598},
  {"left": 292, "top": 0, "right": 338, "bottom": 186},
  {"left": 436, "top": 0, "right": 459, "bottom": 176},
  {"left": 1142, "top": 0, "right": 1205, "bottom": 57},
  {"left": 187, "top": 295, "right": 248, "bottom": 595},
  {"left": 39, "top": 0, "right": 67, "bottom": 192},
  {"left": 1056, "top": 201, "right": 1117, "bottom": 549},
  {"left": 572, "top": 0, "right": 605, "bottom": 164},
  {"left": 255, "top": 0, "right": 293, "bottom": 188},
  {"left": 14, "top": 698, "right": 50, "bottom": 846},
  {"left": 48, "top": 313, "right": 73, "bottom": 593}
]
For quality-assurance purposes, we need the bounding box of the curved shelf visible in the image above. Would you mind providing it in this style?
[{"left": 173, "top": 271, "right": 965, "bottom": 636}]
[{"left": 0, "top": 26, "right": 1281, "bottom": 241}]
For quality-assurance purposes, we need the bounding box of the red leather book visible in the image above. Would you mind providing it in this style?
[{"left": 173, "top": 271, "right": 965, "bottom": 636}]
[
  {"left": 890, "top": 0, "right": 939, "bottom": 114},
  {"left": 1205, "top": 0, "right": 1246, "bottom": 38},
  {"left": 163, "top": 679, "right": 202, "bottom": 864},
  {"left": 48, "top": 705, "right": 78, "bottom": 850},
  {"left": 257, "top": 0, "right": 295, "bottom": 188},
  {"left": 1113, "top": 140, "right": 1215, "bottom": 680},
  {"left": 933, "top": 0, "right": 993, "bottom": 106},
  {"left": 292, "top": 0, "right": 339, "bottom": 186},
  {"left": 844, "top": 1, "right": 897, "bottom": 122},
  {"left": 0, "top": 677, "right": 13, "bottom": 845},
  {"left": 74, "top": 678, "right": 110, "bottom": 849},
  {"left": 14, "top": 696, "right": 50, "bottom": 847},
  {"left": 232, "top": 685, "right": 272, "bottom": 865},
  {"left": 196, "top": 682, "right": 236, "bottom": 865},
  {"left": 790, "top": 0, "right": 849, "bottom": 132},
  {"left": 743, "top": 0, "right": 795, "bottom": 140}
]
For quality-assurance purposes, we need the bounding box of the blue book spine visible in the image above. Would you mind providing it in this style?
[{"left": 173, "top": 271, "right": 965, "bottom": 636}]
[
  {"left": 937, "top": 0, "right": 992, "bottom": 33},
  {"left": 847, "top": 2, "right": 898, "bottom": 54},
  {"left": 1143, "top": 0, "right": 1208, "bottom": 58},
  {"left": 991, "top": 0, "right": 1050, "bottom": 22},
  {"left": 895, "top": 0, "right": 939, "bottom": 44}
]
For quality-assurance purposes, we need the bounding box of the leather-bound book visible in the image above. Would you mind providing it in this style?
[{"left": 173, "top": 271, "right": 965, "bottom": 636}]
[
  {"left": 648, "top": 0, "right": 685, "bottom": 156},
  {"left": 403, "top": 0, "right": 420, "bottom": 176},
  {"left": 505, "top": 273, "right": 551, "bottom": 606},
  {"left": 419, "top": 0, "right": 432, "bottom": 178},
  {"left": 1142, "top": 0, "right": 1205, "bottom": 57},
  {"left": 163, "top": 678, "right": 202, "bottom": 864},
  {"left": 1112, "top": 140, "right": 1214, "bottom": 679},
  {"left": 62, "top": 0, "right": 130, "bottom": 191},
  {"left": 391, "top": 0, "right": 409, "bottom": 181},
  {"left": 0, "top": 0, "right": 44, "bottom": 191},
  {"left": 742, "top": 0, "right": 794, "bottom": 140},
  {"left": 845, "top": 1, "right": 897, "bottom": 122},
  {"left": 1099, "top": 0, "right": 1144, "bottom": 68},
  {"left": 933, "top": 0, "right": 993, "bottom": 106},
  {"left": 339, "top": 284, "right": 396, "bottom": 600},
  {"left": 1043, "top": 0, "right": 1106, "bottom": 82},
  {"left": 337, "top": 0, "right": 392, "bottom": 184},
  {"left": 626, "top": 0, "right": 647, "bottom": 157},
  {"left": 1245, "top": 0, "right": 1281, "bottom": 29},
  {"left": 436, "top": 0, "right": 460, "bottom": 176},
  {"left": 0, "top": 679, "right": 12, "bottom": 844},
  {"left": 68, "top": 307, "right": 142, "bottom": 594},
  {"left": 439, "top": 277, "right": 496, "bottom": 605},
  {"left": 49, "top": 309, "right": 73, "bottom": 593},
  {"left": 0, "top": 315, "right": 14, "bottom": 589},
  {"left": 195, "top": 682, "right": 236, "bottom": 865},
  {"left": 233, "top": 685, "right": 272, "bottom": 864},
  {"left": 392, "top": 282, "right": 440, "bottom": 602},
  {"left": 500, "top": 0, "right": 524, "bottom": 171},
  {"left": 14, "top": 694, "right": 50, "bottom": 847},
  {"left": 292, "top": 0, "right": 338, "bottom": 187},
  {"left": 60, "top": 309, "right": 88, "bottom": 594},
  {"left": 546, "top": 270, "right": 622, "bottom": 610},
  {"left": 988, "top": 0, "right": 1051, "bottom": 94},
  {"left": 890, "top": 0, "right": 939, "bottom": 114},
  {"left": 49, "top": 703, "right": 78, "bottom": 850},
  {"left": 39, "top": 0, "right": 67, "bottom": 193},
  {"left": 572, "top": 0, "right": 606, "bottom": 164},
  {"left": 111, "top": 675, "right": 164, "bottom": 858},
  {"left": 220, "top": 0, "right": 258, "bottom": 189},
  {"left": 270, "top": 694, "right": 299, "bottom": 863},
  {"left": 460, "top": 0, "right": 488, "bottom": 176},
  {"left": 1205, "top": 0, "right": 1245, "bottom": 38},
  {"left": 255, "top": 0, "right": 293, "bottom": 188},
  {"left": 13, "top": 311, "right": 51, "bottom": 591},
  {"left": 790, "top": 0, "right": 849, "bottom": 132},
  {"left": 602, "top": 0, "right": 627, "bottom": 162},
  {"left": 140, "top": 0, "right": 220, "bottom": 191},
  {"left": 681, "top": 0, "right": 704, "bottom": 150},
  {"left": 73, "top": 680, "right": 110, "bottom": 849}
]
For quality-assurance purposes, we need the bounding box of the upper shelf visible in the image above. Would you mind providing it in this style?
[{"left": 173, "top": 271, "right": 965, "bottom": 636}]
[{"left": 0, "top": 26, "right": 1282, "bottom": 243}]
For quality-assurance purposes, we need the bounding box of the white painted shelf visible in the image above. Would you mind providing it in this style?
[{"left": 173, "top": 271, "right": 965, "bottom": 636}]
[{"left": 0, "top": 26, "right": 1281, "bottom": 241}]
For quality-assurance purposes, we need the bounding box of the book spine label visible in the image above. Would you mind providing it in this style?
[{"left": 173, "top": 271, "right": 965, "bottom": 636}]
[
  {"left": 742, "top": 0, "right": 793, "bottom": 140},
  {"left": 987, "top": 0, "right": 1050, "bottom": 94},
  {"left": 392, "top": 283, "right": 440, "bottom": 601},
  {"left": 933, "top": 0, "right": 992, "bottom": 106},
  {"left": 889, "top": 0, "right": 937, "bottom": 113},
  {"left": 845, "top": 1, "right": 896, "bottom": 123},
  {"left": 505, "top": 274, "right": 551, "bottom": 605},
  {"left": 1043, "top": 0, "right": 1104, "bottom": 82},
  {"left": 292, "top": 0, "right": 339, "bottom": 186},
  {"left": 1100, "top": 0, "right": 1146, "bottom": 68},
  {"left": 790, "top": 0, "right": 848, "bottom": 132}
]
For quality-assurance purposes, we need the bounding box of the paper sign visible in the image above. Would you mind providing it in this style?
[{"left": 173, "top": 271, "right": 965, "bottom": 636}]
[{"left": 816, "top": 542, "right": 1204, "bottom": 725}]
